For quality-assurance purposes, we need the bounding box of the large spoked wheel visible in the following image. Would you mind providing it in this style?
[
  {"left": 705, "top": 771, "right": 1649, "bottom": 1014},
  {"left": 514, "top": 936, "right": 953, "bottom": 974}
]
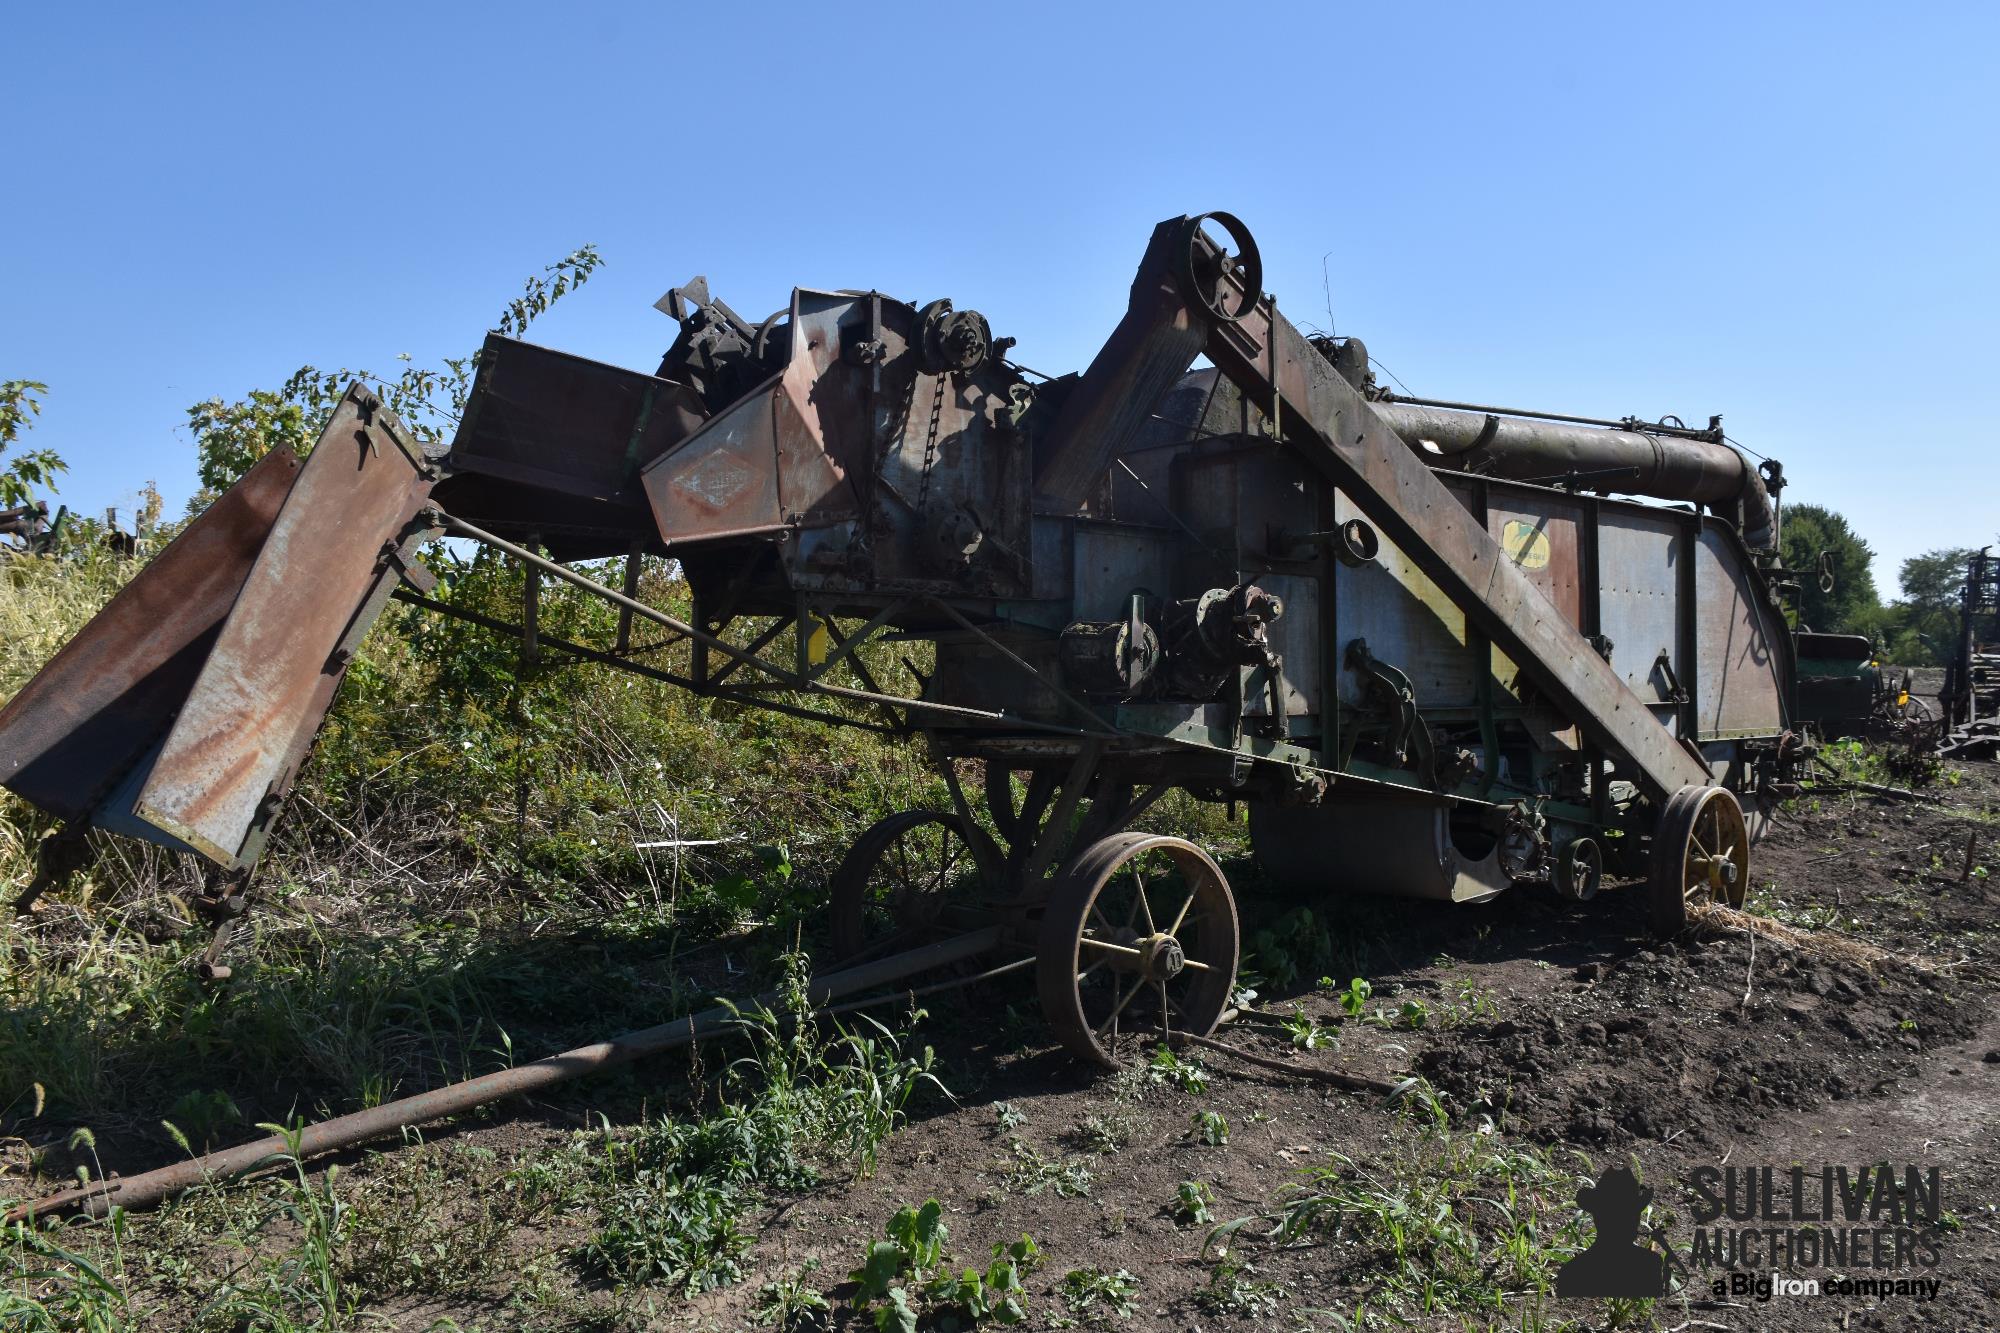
[
  {"left": 1036, "top": 833, "right": 1239, "bottom": 1069},
  {"left": 1647, "top": 785, "right": 1749, "bottom": 937},
  {"left": 829, "top": 811, "right": 997, "bottom": 965}
]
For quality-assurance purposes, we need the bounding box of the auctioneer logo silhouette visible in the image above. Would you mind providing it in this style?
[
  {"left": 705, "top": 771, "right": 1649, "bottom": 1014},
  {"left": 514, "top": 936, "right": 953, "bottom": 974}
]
[{"left": 1558, "top": 1167, "right": 1668, "bottom": 1299}]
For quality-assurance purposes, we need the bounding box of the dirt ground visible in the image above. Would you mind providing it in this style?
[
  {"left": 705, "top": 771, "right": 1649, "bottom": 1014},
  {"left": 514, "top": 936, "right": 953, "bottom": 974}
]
[
  {"left": 16, "top": 747, "right": 2000, "bottom": 1331},
  {"left": 299, "top": 759, "right": 2000, "bottom": 1330}
]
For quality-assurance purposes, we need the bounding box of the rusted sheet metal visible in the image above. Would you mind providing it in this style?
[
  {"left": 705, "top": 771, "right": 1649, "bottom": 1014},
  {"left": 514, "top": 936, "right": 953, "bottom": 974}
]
[
  {"left": 449, "top": 335, "right": 705, "bottom": 506},
  {"left": 0, "top": 449, "right": 302, "bottom": 830},
  {"left": 130, "top": 387, "right": 436, "bottom": 866},
  {"left": 1482, "top": 494, "right": 1583, "bottom": 628},
  {"left": 1332, "top": 489, "right": 1484, "bottom": 711},
  {"left": 641, "top": 289, "right": 858, "bottom": 547},
  {"left": 1693, "top": 524, "right": 1787, "bottom": 739},
  {"left": 438, "top": 335, "right": 704, "bottom": 560},
  {"left": 1177, "top": 222, "right": 1711, "bottom": 801},
  {"left": 1033, "top": 219, "right": 1211, "bottom": 510}
]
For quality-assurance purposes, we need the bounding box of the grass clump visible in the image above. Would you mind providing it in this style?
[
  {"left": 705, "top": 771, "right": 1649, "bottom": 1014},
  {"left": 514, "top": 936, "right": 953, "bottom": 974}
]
[
  {"left": 580, "top": 952, "right": 943, "bottom": 1295},
  {"left": 1209, "top": 1086, "right": 1595, "bottom": 1324}
]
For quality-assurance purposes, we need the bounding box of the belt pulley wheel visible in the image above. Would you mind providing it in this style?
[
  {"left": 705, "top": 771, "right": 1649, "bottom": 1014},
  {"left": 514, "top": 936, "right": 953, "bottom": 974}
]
[
  {"left": 1036, "top": 832, "right": 1239, "bottom": 1069},
  {"left": 1647, "top": 785, "right": 1749, "bottom": 937},
  {"left": 1556, "top": 837, "right": 1603, "bottom": 903},
  {"left": 829, "top": 810, "right": 997, "bottom": 966}
]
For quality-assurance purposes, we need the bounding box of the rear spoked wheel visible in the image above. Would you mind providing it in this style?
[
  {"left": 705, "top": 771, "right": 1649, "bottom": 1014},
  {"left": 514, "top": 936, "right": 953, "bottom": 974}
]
[
  {"left": 829, "top": 810, "right": 998, "bottom": 965},
  {"left": 1036, "top": 833, "right": 1239, "bottom": 1069}
]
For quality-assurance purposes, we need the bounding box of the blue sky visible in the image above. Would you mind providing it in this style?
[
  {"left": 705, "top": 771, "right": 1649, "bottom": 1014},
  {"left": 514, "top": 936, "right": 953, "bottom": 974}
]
[{"left": 5, "top": 2, "right": 1994, "bottom": 594}]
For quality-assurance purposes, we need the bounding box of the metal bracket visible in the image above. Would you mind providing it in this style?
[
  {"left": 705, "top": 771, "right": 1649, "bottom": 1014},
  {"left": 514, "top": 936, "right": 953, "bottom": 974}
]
[
  {"left": 1344, "top": 638, "right": 1438, "bottom": 787},
  {"left": 1653, "top": 648, "right": 1689, "bottom": 705}
]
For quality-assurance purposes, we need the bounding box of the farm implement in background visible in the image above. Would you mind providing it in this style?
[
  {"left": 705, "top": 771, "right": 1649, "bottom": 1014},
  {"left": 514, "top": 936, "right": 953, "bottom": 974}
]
[{"left": 2, "top": 213, "right": 1818, "bottom": 1216}]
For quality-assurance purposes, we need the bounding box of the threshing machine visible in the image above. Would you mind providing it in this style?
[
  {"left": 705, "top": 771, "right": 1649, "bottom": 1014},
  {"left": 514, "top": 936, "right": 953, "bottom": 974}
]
[{"left": 1, "top": 213, "right": 1800, "bottom": 1069}]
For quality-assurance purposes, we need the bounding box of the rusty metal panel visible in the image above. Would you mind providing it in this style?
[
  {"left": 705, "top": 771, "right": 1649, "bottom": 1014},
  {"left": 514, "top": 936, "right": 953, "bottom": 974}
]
[
  {"left": 447, "top": 335, "right": 704, "bottom": 507},
  {"left": 641, "top": 289, "right": 857, "bottom": 547},
  {"left": 644, "top": 370, "right": 790, "bottom": 536},
  {"left": 1483, "top": 494, "right": 1583, "bottom": 628},
  {"left": 1694, "top": 524, "right": 1787, "bottom": 739},
  {"left": 130, "top": 387, "right": 436, "bottom": 866},
  {"left": 0, "top": 449, "right": 303, "bottom": 826}
]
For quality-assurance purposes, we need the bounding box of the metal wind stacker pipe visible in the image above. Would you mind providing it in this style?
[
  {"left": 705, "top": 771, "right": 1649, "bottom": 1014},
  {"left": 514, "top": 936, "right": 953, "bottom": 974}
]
[{"left": 0, "top": 213, "right": 1822, "bottom": 1210}]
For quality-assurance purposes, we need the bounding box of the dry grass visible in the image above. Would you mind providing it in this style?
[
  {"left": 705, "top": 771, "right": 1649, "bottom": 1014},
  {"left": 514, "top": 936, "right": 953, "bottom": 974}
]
[{"left": 1687, "top": 900, "right": 1967, "bottom": 977}]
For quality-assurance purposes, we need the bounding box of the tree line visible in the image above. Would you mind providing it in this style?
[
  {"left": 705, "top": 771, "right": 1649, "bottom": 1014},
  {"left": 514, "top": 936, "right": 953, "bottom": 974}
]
[{"left": 1779, "top": 503, "right": 1986, "bottom": 666}]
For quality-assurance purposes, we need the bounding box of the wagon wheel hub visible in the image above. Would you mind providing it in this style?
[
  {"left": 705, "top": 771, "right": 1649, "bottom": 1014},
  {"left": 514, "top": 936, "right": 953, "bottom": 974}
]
[{"left": 1141, "top": 933, "right": 1186, "bottom": 982}]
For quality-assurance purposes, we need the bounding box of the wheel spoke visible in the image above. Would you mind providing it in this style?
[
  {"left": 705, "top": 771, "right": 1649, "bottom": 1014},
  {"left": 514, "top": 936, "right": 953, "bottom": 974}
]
[
  {"left": 1158, "top": 981, "right": 1171, "bottom": 1037},
  {"left": 1081, "top": 937, "right": 1143, "bottom": 958},
  {"left": 1168, "top": 891, "right": 1197, "bottom": 936},
  {"left": 1089, "top": 904, "right": 1116, "bottom": 935},
  {"left": 1134, "top": 863, "right": 1157, "bottom": 933},
  {"left": 1078, "top": 956, "right": 1112, "bottom": 983},
  {"left": 1097, "top": 975, "right": 1146, "bottom": 1035},
  {"left": 1178, "top": 958, "right": 1212, "bottom": 973}
]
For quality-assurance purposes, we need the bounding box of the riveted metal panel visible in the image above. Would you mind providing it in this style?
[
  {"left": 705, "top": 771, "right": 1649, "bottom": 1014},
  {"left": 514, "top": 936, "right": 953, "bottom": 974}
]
[
  {"left": 1595, "top": 510, "right": 1685, "bottom": 736},
  {"left": 1072, "top": 524, "right": 1174, "bottom": 623},
  {"left": 1331, "top": 490, "right": 1481, "bottom": 710},
  {"left": 1694, "top": 524, "right": 1787, "bottom": 738},
  {"left": 1483, "top": 494, "right": 1583, "bottom": 628}
]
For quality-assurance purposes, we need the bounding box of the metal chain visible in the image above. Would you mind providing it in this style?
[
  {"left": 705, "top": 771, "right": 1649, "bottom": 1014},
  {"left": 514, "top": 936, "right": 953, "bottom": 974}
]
[{"left": 915, "top": 372, "right": 947, "bottom": 510}]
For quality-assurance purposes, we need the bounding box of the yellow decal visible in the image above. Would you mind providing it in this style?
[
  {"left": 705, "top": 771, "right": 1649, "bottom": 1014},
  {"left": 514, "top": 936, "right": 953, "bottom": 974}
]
[{"left": 1501, "top": 520, "right": 1551, "bottom": 571}]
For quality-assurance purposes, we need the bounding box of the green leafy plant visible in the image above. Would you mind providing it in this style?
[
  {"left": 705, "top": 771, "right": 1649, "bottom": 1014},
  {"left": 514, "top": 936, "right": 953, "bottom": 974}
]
[
  {"left": 1193, "top": 1253, "right": 1284, "bottom": 1318},
  {"left": 1246, "top": 906, "right": 1338, "bottom": 992},
  {"left": 1205, "top": 1088, "right": 1594, "bottom": 1321},
  {"left": 848, "top": 1203, "right": 1037, "bottom": 1330},
  {"left": 1192, "top": 1110, "right": 1230, "bottom": 1146},
  {"left": 1003, "top": 1141, "right": 1094, "bottom": 1198},
  {"left": 1145, "top": 1046, "right": 1209, "bottom": 1094},
  {"left": 0, "top": 380, "right": 65, "bottom": 510},
  {"left": 1171, "top": 1179, "right": 1215, "bottom": 1227},
  {"left": 1059, "top": 1267, "right": 1139, "bottom": 1320},
  {"left": 751, "top": 1258, "right": 830, "bottom": 1330},
  {"left": 1280, "top": 1007, "right": 1335, "bottom": 1050},
  {"left": 1338, "top": 976, "right": 1373, "bottom": 1017}
]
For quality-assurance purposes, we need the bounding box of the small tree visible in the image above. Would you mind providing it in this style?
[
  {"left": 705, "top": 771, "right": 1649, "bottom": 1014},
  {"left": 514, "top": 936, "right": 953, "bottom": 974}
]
[
  {"left": 0, "top": 379, "right": 67, "bottom": 510},
  {"left": 1881, "top": 547, "right": 1979, "bottom": 666},
  {"left": 1778, "top": 502, "right": 1880, "bottom": 634},
  {"left": 184, "top": 245, "right": 602, "bottom": 503}
]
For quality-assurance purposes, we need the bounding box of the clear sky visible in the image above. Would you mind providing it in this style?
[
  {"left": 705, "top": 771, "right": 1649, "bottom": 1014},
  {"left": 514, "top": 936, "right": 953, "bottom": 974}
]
[{"left": 5, "top": 2, "right": 1994, "bottom": 594}]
